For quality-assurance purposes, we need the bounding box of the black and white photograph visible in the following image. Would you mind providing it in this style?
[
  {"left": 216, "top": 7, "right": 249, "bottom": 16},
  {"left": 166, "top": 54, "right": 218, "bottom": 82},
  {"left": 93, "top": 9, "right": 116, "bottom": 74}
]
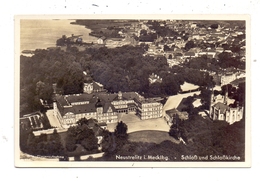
[{"left": 15, "top": 15, "right": 250, "bottom": 167}]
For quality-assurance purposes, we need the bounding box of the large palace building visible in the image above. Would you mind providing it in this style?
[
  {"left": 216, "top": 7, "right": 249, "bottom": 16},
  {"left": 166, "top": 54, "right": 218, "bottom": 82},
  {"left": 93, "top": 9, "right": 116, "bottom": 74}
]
[{"left": 54, "top": 77, "right": 163, "bottom": 128}]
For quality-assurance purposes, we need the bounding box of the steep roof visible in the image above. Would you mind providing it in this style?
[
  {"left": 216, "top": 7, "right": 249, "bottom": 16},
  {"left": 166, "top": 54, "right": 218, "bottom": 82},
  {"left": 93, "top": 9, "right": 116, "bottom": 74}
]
[
  {"left": 99, "top": 36, "right": 107, "bottom": 40},
  {"left": 65, "top": 94, "right": 94, "bottom": 104},
  {"left": 93, "top": 82, "right": 104, "bottom": 90},
  {"left": 103, "top": 102, "right": 117, "bottom": 113},
  {"left": 56, "top": 91, "right": 141, "bottom": 116},
  {"left": 61, "top": 104, "right": 97, "bottom": 116},
  {"left": 56, "top": 95, "right": 70, "bottom": 106},
  {"left": 165, "top": 108, "right": 179, "bottom": 116}
]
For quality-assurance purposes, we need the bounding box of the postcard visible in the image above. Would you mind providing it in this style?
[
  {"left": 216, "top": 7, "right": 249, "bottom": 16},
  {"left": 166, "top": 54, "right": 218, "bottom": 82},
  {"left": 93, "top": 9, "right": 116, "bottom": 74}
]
[{"left": 15, "top": 14, "right": 251, "bottom": 167}]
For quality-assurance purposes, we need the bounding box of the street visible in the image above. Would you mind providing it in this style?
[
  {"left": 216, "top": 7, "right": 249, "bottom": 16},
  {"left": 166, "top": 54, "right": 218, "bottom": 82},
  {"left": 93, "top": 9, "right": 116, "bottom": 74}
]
[{"left": 163, "top": 91, "right": 201, "bottom": 116}]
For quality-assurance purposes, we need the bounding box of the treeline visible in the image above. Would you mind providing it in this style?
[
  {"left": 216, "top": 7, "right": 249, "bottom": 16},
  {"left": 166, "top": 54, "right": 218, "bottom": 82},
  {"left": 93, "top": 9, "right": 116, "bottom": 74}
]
[{"left": 20, "top": 48, "right": 89, "bottom": 115}]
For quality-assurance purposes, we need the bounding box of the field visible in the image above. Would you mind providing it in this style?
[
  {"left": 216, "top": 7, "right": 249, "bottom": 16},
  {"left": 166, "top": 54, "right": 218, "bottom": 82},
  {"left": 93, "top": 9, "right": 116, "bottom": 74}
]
[{"left": 128, "top": 130, "right": 179, "bottom": 144}]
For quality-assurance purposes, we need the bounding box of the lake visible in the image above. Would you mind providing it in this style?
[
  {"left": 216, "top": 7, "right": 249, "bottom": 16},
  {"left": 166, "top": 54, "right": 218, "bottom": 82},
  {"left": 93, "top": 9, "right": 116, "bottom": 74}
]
[{"left": 20, "top": 19, "right": 98, "bottom": 52}]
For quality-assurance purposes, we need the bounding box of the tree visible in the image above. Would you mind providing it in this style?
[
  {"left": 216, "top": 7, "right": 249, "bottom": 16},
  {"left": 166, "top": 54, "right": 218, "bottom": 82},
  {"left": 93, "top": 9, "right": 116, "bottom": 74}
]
[
  {"left": 140, "top": 29, "right": 147, "bottom": 36},
  {"left": 101, "top": 130, "right": 116, "bottom": 153},
  {"left": 65, "top": 127, "right": 78, "bottom": 152},
  {"left": 210, "top": 24, "right": 218, "bottom": 29},
  {"left": 200, "top": 87, "right": 212, "bottom": 110},
  {"left": 48, "top": 129, "right": 64, "bottom": 156},
  {"left": 65, "top": 120, "right": 99, "bottom": 153},
  {"left": 184, "top": 41, "right": 195, "bottom": 51},
  {"left": 60, "top": 62, "right": 84, "bottom": 95},
  {"left": 169, "top": 123, "right": 185, "bottom": 141},
  {"left": 81, "top": 128, "right": 98, "bottom": 151},
  {"left": 114, "top": 121, "right": 128, "bottom": 139}
]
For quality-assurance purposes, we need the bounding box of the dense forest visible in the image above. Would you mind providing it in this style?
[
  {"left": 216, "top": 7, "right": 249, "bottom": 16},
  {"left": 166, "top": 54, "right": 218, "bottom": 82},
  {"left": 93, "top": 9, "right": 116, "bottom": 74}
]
[{"left": 20, "top": 45, "right": 216, "bottom": 116}]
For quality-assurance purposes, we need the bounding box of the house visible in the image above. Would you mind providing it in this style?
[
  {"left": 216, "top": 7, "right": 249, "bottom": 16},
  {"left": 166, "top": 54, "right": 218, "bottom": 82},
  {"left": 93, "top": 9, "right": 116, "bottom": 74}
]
[
  {"left": 67, "top": 34, "right": 83, "bottom": 43},
  {"left": 97, "top": 36, "right": 107, "bottom": 44}
]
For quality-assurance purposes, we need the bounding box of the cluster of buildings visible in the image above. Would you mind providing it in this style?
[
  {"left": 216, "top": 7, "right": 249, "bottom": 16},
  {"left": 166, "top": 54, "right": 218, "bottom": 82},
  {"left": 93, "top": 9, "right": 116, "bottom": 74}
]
[
  {"left": 210, "top": 68, "right": 246, "bottom": 86},
  {"left": 53, "top": 73, "right": 163, "bottom": 128},
  {"left": 134, "top": 20, "right": 245, "bottom": 68}
]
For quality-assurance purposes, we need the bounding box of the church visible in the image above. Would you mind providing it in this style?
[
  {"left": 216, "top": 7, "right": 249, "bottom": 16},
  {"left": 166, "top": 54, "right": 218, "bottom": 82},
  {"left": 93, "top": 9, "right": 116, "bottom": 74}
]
[
  {"left": 209, "top": 92, "right": 244, "bottom": 125},
  {"left": 53, "top": 72, "right": 163, "bottom": 128}
]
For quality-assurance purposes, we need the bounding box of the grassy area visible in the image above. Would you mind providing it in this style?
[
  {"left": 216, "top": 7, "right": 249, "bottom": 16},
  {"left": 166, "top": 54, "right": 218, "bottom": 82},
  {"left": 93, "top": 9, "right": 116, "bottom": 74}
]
[{"left": 128, "top": 130, "right": 179, "bottom": 144}]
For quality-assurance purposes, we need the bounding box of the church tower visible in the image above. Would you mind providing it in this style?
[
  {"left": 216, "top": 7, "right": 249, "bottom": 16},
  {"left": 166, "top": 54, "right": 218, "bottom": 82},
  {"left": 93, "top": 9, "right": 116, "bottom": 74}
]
[
  {"left": 118, "top": 91, "right": 122, "bottom": 100},
  {"left": 83, "top": 71, "right": 93, "bottom": 94},
  {"left": 95, "top": 98, "right": 103, "bottom": 115}
]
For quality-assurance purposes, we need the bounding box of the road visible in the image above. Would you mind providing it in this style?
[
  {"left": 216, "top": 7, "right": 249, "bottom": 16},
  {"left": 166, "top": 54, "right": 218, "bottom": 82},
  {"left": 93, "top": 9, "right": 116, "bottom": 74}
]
[{"left": 163, "top": 91, "right": 201, "bottom": 116}]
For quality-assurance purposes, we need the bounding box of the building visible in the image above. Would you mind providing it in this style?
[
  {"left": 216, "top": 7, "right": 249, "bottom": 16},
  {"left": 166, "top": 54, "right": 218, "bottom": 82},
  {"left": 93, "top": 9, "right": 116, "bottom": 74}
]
[
  {"left": 209, "top": 92, "right": 244, "bottom": 125},
  {"left": 198, "top": 50, "right": 217, "bottom": 58},
  {"left": 136, "top": 98, "right": 163, "bottom": 120},
  {"left": 97, "top": 36, "right": 106, "bottom": 44},
  {"left": 20, "top": 112, "right": 44, "bottom": 130},
  {"left": 220, "top": 72, "right": 237, "bottom": 86},
  {"left": 164, "top": 108, "right": 188, "bottom": 126},
  {"left": 148, "top": 73, "right": 162, "bottom": 84},
  {"left": 83, "top": 71, "right": 106, "bottom": 94},
  {"left": 54, "top": 90, "right": 163, "bottom": 128}
]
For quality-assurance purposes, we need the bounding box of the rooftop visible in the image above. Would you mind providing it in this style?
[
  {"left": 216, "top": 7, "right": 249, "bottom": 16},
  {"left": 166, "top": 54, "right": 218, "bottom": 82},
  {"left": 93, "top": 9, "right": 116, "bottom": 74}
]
[{"left": 213, "top": 102, "right": 229, "bottom": 114}]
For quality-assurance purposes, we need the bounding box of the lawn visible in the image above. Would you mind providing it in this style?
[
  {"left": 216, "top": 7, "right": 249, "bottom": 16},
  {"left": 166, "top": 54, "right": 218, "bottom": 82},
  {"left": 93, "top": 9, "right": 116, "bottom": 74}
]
[
  {"left": 128, "top": 130, "right": 180, "bottom": 144},
  {"left": 107, "top": 113, "right": 170, "bottom": 133}
]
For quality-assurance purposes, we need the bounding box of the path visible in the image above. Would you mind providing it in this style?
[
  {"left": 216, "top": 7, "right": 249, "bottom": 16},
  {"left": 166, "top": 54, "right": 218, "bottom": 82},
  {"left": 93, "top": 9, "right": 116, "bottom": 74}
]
[
  {"left": 163, "top": 91, "right": 201, "bottom": 116},
  {"left": 46, "top": 109, "right": 62, "bottom": 128}
]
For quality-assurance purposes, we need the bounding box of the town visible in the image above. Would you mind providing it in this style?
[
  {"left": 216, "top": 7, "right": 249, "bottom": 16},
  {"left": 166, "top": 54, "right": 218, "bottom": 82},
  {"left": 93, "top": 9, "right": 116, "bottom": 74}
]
[{"left": 19, "top": 19, "right": 246, "bottom": 161}]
